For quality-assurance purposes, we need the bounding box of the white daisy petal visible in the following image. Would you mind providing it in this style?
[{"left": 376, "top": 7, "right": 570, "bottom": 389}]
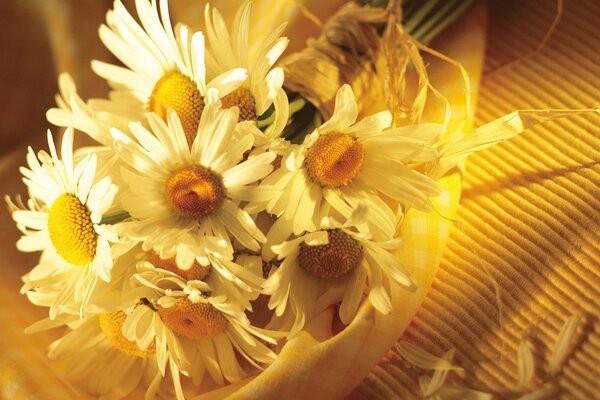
[
  {"left": 222, "top": 152, "right": 275, "bottom": 188},
  {"left": 219, "top": 201, "right": 265, "bottom": 251},
  {"left": 191, "top": 31, "right": 206, "bottom": 93},
  {"left": 12, "top": 210, "right": 47, "bottom": 230},
  {"left": 364, "top": 243, "right": 415, "bottom": 289},
  {"left": 255, "top": 67, "right": 284, "bottom": 115},
  {"left": 367, "top": 263, "right": 392, "bottom": 315},
  {"left": 206, "top": 68, "right": 248, "bottom": 97},
  {"left": 340, "top": 267, "right": 367, "bottom": 324},
  {"left": 319, "top": 84, "right": 358, "bottom": 133},
  {"left": 16, "top": 230, "right": 50, "bottom": 252}
]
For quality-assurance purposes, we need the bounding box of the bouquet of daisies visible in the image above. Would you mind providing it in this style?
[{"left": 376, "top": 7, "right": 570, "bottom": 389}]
[{"left": 8, "top": 0, "right": 585, "bottom": 399}]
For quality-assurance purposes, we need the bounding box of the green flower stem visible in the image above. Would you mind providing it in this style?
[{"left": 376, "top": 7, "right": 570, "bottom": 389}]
[{"left": 100, "top": 211, "right": 130, "bottom": 225}]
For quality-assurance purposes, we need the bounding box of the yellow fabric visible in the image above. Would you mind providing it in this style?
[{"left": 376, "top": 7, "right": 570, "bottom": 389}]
[
  {"left": 194, "top": 3, "right": 486, "bottom": 399},
  {"left": 0, "top": 273, "right": 92, "bottom": 399},
  {"left": 352, "top": 1, "right": 600, "bottom": 399}
]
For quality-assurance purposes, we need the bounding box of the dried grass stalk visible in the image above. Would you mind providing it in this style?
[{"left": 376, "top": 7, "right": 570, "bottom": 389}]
[
  {"left": 281, "top": 0, "right": 468, "bottom": 135},
  {"left": 281, "top": 3, "right": 388, "bottom": 118}
]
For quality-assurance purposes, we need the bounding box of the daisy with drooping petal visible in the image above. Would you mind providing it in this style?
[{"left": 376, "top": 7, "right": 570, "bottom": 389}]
[
  {"left": 42, "top": 313, "right": 162, "bottom": 400},
  {"left": 120, "top": 260, "right": 278, "bottom": 398},
  {"left": 128, "top": 248, "right": 265, "bottom": 312},
  {"left": 263, "top": 203, "right": 417, "bottom": 335},
  {"left": 50, "top": 0, "right": 247, "bottom": 147},
  {"left": 111, "top": 96, "right": 276, "bottom": 270},
  {"left": 7, "top": 128, "right": 119, "bottom": 318},
  {"left": 204, "top": 0, "right": 290, "bottom": 141},
  {"left": 250, "top": 84, "right": 442, "bottom": 256}
]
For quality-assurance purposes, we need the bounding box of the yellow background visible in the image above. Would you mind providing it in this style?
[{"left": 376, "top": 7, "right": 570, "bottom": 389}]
[{"left": 0, "top": 1, "right": 598, "bottom": 399}]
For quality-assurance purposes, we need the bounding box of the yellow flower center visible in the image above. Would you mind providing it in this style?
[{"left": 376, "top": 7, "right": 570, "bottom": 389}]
[
  {"left": 47, "top": 193, "right": 97, "bottom": 266},
  {"left": 298, "top": 229, "right": 363, "bottom": 279},
  {"left": 165, "top": 165, "right": 226, "bottom": 219},
  {"left": 146, "top": 250, "right": 210, "bottom": 281},
  {"left": 99, "top": 311, "right": 155, "bottom": 357},
  {"left": 148, "top": 71, "right": 204, "bottom": 146},
  {"left": 221, "top": 87, "right": 257, "bottom": 121},
  {"left": 305, "top": 133, "right": 365, "bottom": 188},
  {"left": 158, "top": 298, "right": 227, "bottom": 339}
]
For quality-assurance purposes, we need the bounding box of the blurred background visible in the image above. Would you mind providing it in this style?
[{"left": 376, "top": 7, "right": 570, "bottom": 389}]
[{"left": 0, "top": 0, "right": 598, "bottom": 399}]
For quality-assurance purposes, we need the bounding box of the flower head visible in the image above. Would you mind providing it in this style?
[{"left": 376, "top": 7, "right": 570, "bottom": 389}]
[
  {"left": 111, "top": 96, "right": 275, "bottom": 269},
  {"left": 119, "top": 260, "right": 279, "bottom": 396},
  {"left": 49, "top": 0, "right": 248, "bottom": 147},
  {"left": 252, "top": 84, "right": 441, "bottom": 258},
  {"left": 9, "top": 129, "right": 119, "bottom": 317},
  {"left": 204, "top": 0, "right": 290, "bottom": 140},
  {"left": 264, "top": 203, "right": 416, "bottom": 334}
]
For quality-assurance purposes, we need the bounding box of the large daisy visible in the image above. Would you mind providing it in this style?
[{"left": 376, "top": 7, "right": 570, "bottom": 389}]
[
  {"left": 204, "top": 0, "right": 290, "bottom": 142},
  {"left": 51, "top": 0, "right": 248, "bottom": 147},
  {"left": 8, "top": 129, "right": 119, "bottom": 318},
  {"left": 263, "top": 203, "right": 417, "bottom": 335},
  {"left": 110, "top": 96, "right": 276, "bottom": 269},
  {"left": 251, "top": 84, "right": 442, "bottom": 255}
]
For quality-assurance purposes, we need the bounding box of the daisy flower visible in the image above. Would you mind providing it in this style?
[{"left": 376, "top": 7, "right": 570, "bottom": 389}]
[
  {"left": 76, "top": 0, "right": 248, "bottom": 146},
  {"left": 251, "top": 84, "right": 442, "bottom": 253},
  {"left": 121, "top": 260, "right": 278, "bottom": 397},
  {"left": 110, "top": 95, "right": 276, "bottom": 269},
  {"left": 263, "top": 203, "right": 417, "bottom": 335},
  {"left": 44, "top": 313, "right": 161, "bottom": 400},
  {"left": 8, "top": 128, "right": 119, "bottom": 318},
  {"left": 204, "top": 0, "right": 290, "bottom": 141}
]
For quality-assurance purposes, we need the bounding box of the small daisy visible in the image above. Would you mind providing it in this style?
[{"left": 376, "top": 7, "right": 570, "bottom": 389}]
[
  {"left": 8, "top": 129, "right": 119, "bottom": 318},
  {"left": 252, "top": 84, "right": 442, "bottom": 253},
  {"left": 122, "top": 261, "right": 279, "bottom": 396},
  {"left": 88, "top": 0, "right": 248, "bottom": 146},
  {"left": 110, "top": 96, "right": 276, "bottom": 269},
  {"left": 44, "top": 313, "right": 162, "bottom": 400},
  {"left": 204, "top": 0, "right": 290, "bottom": 140},
  {"left": 263, "top": 203, "right": 417, "bottom": 335}
]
